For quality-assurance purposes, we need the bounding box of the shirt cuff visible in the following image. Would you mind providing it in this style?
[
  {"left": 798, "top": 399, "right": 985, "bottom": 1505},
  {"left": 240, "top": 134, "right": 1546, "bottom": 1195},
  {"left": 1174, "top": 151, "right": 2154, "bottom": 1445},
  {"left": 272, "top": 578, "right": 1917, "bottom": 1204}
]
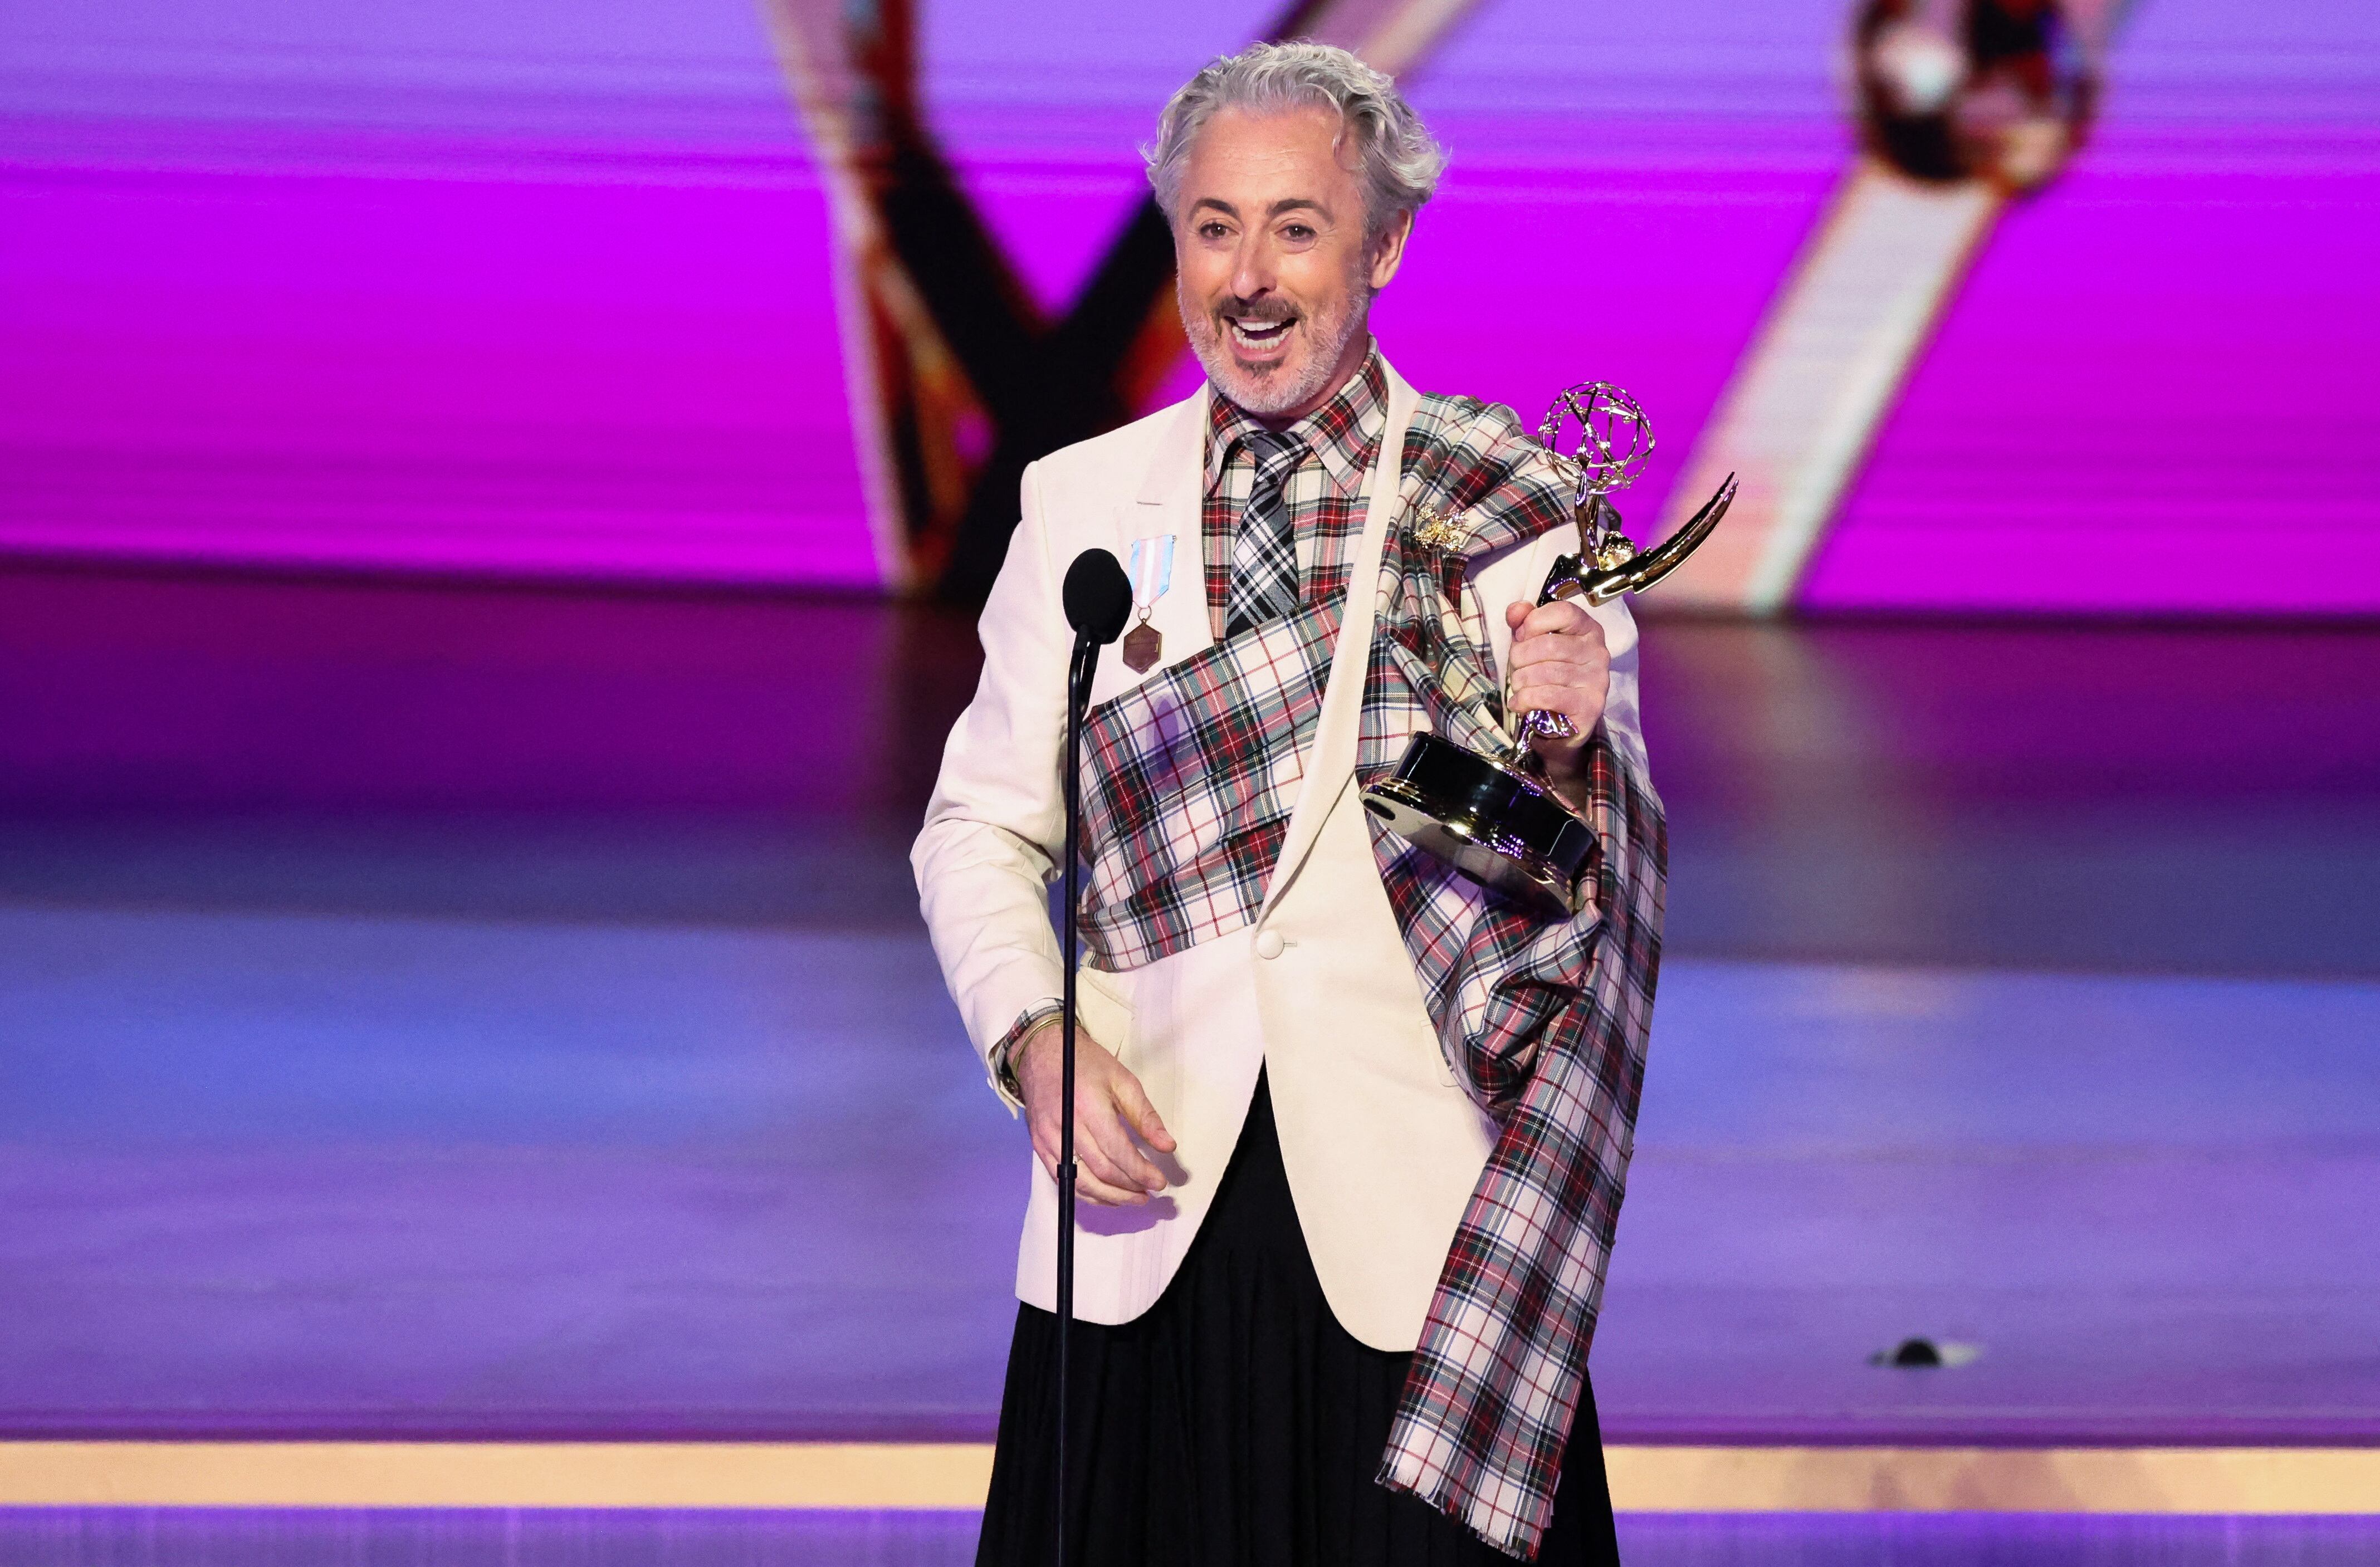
[{"left": 988, "top": 999, "right": 1063, "bottom": 1113}]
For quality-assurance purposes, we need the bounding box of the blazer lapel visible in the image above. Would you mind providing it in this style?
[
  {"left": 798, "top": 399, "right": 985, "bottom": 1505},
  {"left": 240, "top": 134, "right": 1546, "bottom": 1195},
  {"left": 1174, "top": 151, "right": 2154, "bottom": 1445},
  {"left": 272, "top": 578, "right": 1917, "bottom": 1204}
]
[
  {"left": 1127, "top": 385, "right": 1214, "bottom": 672},
  {"left": 1259, "top": 362, "right": 1419, "bottom": 918}
]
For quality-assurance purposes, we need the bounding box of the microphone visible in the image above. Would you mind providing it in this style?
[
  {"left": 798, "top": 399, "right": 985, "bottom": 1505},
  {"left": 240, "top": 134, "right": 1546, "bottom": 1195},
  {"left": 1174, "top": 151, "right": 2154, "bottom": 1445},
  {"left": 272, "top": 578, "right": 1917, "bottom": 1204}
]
[
  {"left": 1051, "top": 545, "right": 1131, "bottom": 1567},
  {"left": 1063, "top": 548, "right": 1132, "bottom": 646}
]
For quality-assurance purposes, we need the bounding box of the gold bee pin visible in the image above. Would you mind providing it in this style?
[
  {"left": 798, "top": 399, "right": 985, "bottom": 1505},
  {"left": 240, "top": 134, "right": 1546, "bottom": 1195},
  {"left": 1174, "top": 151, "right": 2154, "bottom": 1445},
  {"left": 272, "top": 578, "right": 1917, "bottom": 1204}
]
[
  {"left": 1409, "top": 505, "right": 1475, "bottom": 601},
  {"left": 1411, "top": 505, "right": 1470, "bottom": 552}
]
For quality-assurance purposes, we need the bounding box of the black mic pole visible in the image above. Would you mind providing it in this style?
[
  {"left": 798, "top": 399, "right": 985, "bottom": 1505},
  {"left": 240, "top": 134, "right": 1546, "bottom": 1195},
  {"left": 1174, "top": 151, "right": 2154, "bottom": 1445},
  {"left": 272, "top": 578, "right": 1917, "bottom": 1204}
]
[
  {"left": 1057, "top": 631, "right": 1091, "bottom": 1567},
  {"left": 1053, "top": 548, "right": 1129, "bottom": 1567}
]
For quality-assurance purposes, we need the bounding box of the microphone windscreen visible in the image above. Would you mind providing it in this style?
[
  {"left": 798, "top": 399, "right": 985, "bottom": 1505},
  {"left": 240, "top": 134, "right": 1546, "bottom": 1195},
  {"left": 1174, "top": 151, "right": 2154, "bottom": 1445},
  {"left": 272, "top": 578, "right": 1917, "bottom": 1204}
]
[{"left": 1063, "top": 549, "right": 1133, "bottom": 644}]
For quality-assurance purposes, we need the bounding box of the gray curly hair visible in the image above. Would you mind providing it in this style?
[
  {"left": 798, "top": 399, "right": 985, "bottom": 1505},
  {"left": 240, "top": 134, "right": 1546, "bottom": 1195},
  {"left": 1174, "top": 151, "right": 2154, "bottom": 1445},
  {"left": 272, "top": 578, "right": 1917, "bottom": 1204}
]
[{"left": 1144, "top": 41, "right": 1447, "bottom": 242}]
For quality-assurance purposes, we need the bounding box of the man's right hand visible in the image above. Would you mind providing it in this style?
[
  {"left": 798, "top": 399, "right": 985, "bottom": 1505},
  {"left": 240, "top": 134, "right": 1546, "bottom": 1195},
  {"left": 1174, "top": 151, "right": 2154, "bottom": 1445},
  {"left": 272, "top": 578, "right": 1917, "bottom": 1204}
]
[{"left": 1013, "top": 1020, "right": 1177, "bottom": 1206}]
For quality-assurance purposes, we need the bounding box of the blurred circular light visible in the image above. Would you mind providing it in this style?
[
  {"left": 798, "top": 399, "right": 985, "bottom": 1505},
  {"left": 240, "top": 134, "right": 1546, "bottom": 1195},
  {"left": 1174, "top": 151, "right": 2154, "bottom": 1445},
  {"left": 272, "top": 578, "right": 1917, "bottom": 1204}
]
[
  {"left": 1853, "top": 0, "right": 2098, "bottom": 191},
  {"left": 1871, "top": 22, "right": 1966, "bottom": 114}
]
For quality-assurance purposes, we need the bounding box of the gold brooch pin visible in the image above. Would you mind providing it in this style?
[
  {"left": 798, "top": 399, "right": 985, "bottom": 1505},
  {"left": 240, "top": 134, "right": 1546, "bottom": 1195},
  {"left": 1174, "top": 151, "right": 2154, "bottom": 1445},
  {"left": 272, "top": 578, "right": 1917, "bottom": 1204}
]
[
  {"left": 1411, "top": 505, "right": 1470, "bottom": 552},
  {"left": 1410, "top": 504, "right": 1474, "bottom": 603}
]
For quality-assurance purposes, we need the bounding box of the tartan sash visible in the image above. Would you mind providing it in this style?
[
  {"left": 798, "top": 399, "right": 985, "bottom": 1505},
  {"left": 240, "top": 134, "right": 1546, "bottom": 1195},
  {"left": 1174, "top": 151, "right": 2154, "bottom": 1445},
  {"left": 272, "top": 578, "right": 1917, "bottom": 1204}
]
[
  {"left": 1345, "top": 396, "right": 1666, "bottom": 1558},
  {"left": 1075, "top": 595, "right": 1342, "bottom": 972},
  {"left": 1073, "top": 386, "right": 1667, "bottom": 1561}
]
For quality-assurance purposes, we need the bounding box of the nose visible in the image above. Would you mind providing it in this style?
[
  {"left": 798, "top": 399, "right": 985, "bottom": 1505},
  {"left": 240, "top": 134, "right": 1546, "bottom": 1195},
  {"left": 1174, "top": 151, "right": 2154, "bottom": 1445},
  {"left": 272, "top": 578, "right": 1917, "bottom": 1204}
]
[{"left": 1229, "top": 232, "right": 1277, "bottom": 303}]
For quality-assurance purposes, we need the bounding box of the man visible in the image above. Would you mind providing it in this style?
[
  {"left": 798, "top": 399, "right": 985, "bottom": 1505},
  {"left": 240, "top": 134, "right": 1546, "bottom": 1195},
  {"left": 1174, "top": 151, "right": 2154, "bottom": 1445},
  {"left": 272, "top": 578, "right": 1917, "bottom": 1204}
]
[{"left": 915, "top": 42, "right": 1664, "bottom": 1566}]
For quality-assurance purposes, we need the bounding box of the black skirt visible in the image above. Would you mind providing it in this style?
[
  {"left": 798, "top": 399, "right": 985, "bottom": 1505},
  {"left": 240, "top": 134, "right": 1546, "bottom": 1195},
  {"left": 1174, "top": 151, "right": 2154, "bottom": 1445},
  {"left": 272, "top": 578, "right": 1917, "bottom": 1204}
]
[{"left": 976, "top": 1070, "right": 1621, "bottom": 1567}]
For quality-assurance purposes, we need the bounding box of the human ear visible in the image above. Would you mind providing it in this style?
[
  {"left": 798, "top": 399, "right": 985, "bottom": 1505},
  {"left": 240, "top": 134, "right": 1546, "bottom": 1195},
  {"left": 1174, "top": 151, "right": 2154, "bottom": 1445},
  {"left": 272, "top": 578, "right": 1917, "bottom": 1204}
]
[{"left": 1367, "top": 210, "right": 1413, "bottom": 290}]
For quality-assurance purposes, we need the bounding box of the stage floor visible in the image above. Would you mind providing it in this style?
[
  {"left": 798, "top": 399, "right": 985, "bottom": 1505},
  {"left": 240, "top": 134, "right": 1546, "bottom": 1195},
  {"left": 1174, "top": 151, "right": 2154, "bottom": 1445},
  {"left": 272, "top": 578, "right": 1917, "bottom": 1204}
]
[
  {"left": 1, "top": 564, "right": 2376, "bottom": 1557},
  {"left": 4, "top": 1509, "right": 2377, "bottom": 1567},
  {"left": 2, "top": 901, "right": 2376, "bottom": 1446}
]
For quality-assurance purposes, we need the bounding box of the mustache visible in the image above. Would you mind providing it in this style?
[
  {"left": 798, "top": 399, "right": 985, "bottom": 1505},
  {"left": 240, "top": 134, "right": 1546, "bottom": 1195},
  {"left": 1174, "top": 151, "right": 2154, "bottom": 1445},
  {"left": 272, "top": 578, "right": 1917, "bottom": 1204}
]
[{"left": 1215, "top": 298, "right": 1298, "bottom": 324}]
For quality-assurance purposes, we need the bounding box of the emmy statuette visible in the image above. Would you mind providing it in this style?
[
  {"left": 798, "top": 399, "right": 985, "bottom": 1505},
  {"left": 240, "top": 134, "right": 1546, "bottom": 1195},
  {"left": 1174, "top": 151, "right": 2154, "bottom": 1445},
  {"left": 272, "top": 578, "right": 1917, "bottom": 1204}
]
[{"left": 1361, "top": 382, "right": 1737, "bottom": 919}]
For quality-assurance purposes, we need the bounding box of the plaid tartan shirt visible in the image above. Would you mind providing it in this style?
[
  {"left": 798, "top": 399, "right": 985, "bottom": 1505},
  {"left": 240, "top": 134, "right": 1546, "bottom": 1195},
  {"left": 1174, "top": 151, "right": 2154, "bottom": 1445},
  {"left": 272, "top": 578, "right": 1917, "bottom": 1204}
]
[
  {"left": 1200, "top": 354, "right": 1387, "bottom": 641},
  {"left": 1072, "top": 365, "right": 1665, "bottom": 1561}
]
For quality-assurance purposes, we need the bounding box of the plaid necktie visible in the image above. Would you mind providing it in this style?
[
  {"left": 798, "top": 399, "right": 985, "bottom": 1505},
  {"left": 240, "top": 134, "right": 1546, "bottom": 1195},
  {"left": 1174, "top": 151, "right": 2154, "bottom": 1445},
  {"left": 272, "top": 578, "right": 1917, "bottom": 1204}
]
[{"left": 1226, "top": 429, "right": 1305, "bottom": 637}]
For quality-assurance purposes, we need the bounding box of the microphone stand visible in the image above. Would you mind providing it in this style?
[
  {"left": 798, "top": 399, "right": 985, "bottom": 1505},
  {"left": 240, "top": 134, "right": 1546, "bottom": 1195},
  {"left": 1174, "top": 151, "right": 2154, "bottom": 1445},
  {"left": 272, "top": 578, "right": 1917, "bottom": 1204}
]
[{"left": 1055, "top": 632, "right": 1097, "bottom": 1567}]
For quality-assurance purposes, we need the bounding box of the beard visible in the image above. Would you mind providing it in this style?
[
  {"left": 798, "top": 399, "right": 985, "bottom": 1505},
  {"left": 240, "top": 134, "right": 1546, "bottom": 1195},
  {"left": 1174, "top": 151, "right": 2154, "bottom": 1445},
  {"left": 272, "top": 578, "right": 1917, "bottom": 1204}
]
[{"left": 1180, "top": 268, "right": 1372, "bottom": 419}]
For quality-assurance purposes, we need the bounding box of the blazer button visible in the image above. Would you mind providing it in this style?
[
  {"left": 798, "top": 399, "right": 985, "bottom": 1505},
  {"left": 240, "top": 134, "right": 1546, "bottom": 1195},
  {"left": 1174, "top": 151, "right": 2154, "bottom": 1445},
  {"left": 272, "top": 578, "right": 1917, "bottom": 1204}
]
[{"left": 1254, "top": 929, "right": 1285, "bottom": 960}]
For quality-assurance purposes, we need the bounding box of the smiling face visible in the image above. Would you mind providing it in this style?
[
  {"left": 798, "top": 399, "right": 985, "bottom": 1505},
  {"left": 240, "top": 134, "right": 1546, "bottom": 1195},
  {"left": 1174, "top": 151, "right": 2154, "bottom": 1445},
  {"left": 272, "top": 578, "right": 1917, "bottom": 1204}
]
[{"left": 1171, "top": 104, "right": 1411, "bottom": 424}]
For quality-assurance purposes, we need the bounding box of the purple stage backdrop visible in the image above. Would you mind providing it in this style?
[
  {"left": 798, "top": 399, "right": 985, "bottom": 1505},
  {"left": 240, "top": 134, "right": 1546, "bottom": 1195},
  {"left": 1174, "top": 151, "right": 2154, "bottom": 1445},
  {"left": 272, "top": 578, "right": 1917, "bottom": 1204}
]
[{"left": 2, "top": 0, "right": 2376, "bottom": 610}]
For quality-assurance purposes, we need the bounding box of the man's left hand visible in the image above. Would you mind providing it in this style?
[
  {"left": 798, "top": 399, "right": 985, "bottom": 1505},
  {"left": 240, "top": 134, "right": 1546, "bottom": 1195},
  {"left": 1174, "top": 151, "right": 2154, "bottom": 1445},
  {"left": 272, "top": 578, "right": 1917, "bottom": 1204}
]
[{"left": 1505, "top": 598, "right": 1610, "bottom": 800}]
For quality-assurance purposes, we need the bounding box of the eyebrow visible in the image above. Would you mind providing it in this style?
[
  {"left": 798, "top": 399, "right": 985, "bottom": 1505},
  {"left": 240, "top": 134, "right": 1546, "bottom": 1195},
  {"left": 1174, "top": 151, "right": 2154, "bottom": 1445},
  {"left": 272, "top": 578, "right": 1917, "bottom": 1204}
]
[{"left": 1188, "top": 197, "right": 1332, "bottom": 222}]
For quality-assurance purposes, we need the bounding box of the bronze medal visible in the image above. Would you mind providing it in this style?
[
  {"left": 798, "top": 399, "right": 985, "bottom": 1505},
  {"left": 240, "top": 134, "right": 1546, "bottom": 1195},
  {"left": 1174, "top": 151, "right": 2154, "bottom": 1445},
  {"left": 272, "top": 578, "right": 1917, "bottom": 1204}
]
[
  {"left": 1122, "top": 535, "right": 1174, "bottom": 674},
  {"left": 1121, "top": 621, "right": 1162, "bottom": 673}
]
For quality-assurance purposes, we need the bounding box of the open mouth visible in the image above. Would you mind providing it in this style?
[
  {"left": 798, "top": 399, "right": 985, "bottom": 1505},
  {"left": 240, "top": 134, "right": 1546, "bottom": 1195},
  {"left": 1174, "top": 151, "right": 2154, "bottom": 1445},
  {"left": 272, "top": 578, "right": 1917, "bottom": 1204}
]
[{"left": 1226, "top": 314, "right": 1297, "bottom": 353}]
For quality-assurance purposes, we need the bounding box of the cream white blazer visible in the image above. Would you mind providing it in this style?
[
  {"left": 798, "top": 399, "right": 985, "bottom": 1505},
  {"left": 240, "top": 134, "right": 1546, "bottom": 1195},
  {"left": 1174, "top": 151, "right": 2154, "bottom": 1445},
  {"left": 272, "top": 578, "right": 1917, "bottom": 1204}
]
[{"left": 913, "top": 361, "right": 1644, "bottom": 1350}]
